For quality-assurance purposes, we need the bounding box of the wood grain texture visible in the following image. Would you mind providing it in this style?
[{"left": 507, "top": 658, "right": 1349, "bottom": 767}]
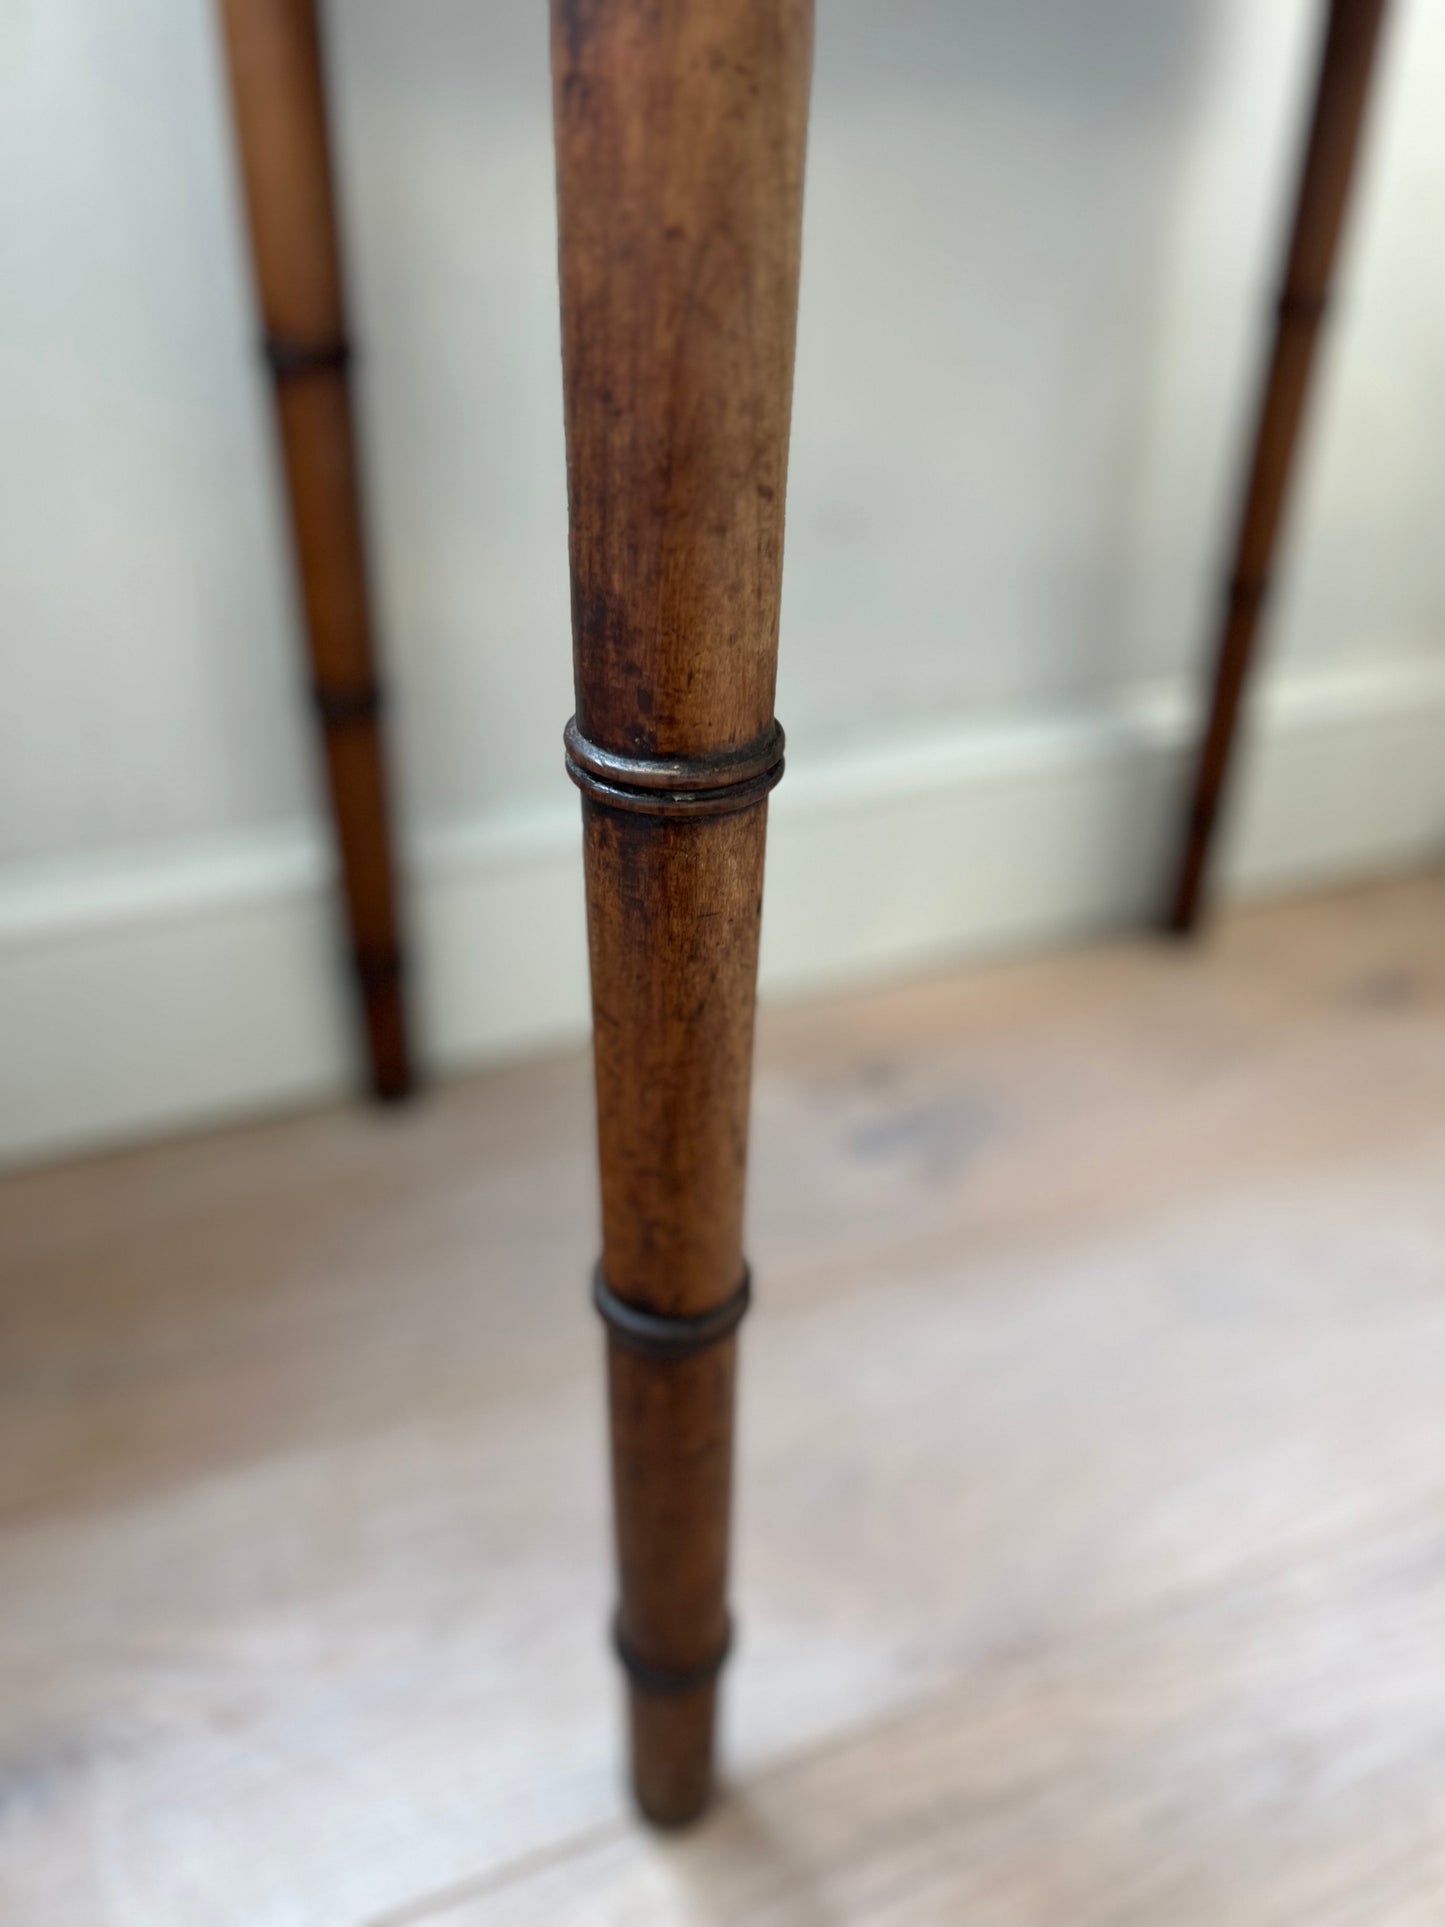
[
  {"left": 218, "top": 0, "right": 412, "bottom": 1097},
  {"left": 1169, "top": 0, "right": 1390, "bottom": 934},
  {"left": 4, "top": 879, "right": 1445, "bottom": 1922},
  {"left": 585, "top": 810, "right": 769, "bottom": 1310},
  {"left": 552, "top": 0, "right": 813, "bottom": 1822},
  {"left": 552, "top": 0, "right": 812, "bottom": 761}
]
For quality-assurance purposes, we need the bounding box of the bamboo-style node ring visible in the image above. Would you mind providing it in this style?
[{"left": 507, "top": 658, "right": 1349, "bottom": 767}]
[
  {"left": 564, "top": 718, "right": 784, "bottom": 818},
  {"left": 263, "top": 332, "right": 353, "bottom": 381},
  {"left": 613, "top": 1614, "right": 734, "bottom": 1697},
  {"left": 1277, "top": 288, "right": 1330, "bottom": 325},
  {"left": 351, "top": 942, "right": 404, "bottom": 990},
  {"left": 313, "top": 681, "right": 384, "bottom": 727},
  {"left": 593, "top": 1265, "right": 751, "bottom": 1359}
]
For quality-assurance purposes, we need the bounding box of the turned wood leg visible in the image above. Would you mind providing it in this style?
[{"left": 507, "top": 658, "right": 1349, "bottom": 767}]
[
  {"left": 550, "top": 0, "right": 813, "bottom": 1824},
  {"left": 218, "top": 0, "right": 413, "bottom": 1097},
  {"left": 1168, "top": 0, "right": 1389, "bottom": 936}
]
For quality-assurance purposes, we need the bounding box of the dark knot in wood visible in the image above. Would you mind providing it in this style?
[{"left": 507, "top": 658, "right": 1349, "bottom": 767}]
[
  {"left": 593, "top": 1264, "right": 751, "bottom": 1359},
  {"left": 564, "top": 718, "right": 785, "bottom": 818}
]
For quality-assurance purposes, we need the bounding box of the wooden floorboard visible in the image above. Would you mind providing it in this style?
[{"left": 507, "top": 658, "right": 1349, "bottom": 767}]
[
  {"left": 2, "top": 877, "right": 1444, "bottom": 1924},
  {"left": 418, "top": 1498, "right": 1445, "bottom": 1926}
]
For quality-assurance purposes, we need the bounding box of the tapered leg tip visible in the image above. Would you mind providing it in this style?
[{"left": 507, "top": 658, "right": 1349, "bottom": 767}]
[
  {"left": 1163, "top": 876, "right": 1207, "bottom": 940},
  {"left": 371, "top": 1072, "right": 415, "bottom": 1105},
  {"left": 366, "top": 1049, "right": 415, "bottom": 1103},
  {"left": 360, "top": 983, "right": 415, "bottom": 1104},
  {"left": 628, "top": 1682, "right": 718, "bottom": 1828}
]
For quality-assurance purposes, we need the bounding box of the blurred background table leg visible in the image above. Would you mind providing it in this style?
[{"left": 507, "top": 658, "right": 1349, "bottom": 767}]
[
  {"left": 217, "top": 0, "right": 413, "bottom": 1097},
  {"left": 1168, "top": 0, "right": 1390, "bottom": 937}
]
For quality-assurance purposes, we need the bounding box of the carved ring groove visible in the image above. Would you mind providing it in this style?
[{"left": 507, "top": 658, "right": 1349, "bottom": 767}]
[
  {"left": 351, "top": 942, "right": 404, "bottom": 990},
  {"left": 1228, "top": 573, "right": 1269, "bottom": 614},
  {"left": 313, "top": 681, "right": 383, "bottom": 727},
  {"left": 593, "top": 1264, "right": 751, "bottom": 1360},
  {"left": 1277, "top": 288, "right": 1329, "bottom": 327},
  {"left": 564, "top": 718, "right": 784, "bottom": 818},
  {"left": 264, "top": 333, "right": 353, "bottom": 382},
  {"left": 613, "top": 1614, "right": 733, "bottom": 1697}
]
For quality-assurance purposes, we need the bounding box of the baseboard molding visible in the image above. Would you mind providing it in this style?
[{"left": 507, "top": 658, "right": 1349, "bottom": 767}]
[{"left": 4, "top": 657, "right": 1443, "bottom": 1167}]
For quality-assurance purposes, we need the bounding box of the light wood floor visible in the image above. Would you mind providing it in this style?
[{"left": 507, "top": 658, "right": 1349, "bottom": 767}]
[{"left": 4, "top": 878, "right": 1445, "bottom": 1925}]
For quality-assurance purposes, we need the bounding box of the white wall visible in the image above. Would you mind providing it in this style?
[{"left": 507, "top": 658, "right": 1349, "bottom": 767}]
[{"left": 2, "top": 0, "right": 1444, "bottom": 1162}]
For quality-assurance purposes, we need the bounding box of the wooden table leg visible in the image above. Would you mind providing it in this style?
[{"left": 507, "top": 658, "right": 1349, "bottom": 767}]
[
  {"left": 1167, "top": 0, "right": 1390, "bottom": 936},
  {"left": 550, "top": 0, "right": 813, "bottom": 1825},
  {"left": 218, "top": 0, "right": 413, "bottom": 1098}
]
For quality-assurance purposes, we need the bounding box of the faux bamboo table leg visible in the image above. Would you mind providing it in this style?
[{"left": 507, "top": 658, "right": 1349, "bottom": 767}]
[
  {"left": 550, "top": 0, "right": 813, "bottom": 1825},
  {"left": 218, "top": 0, "right": 413, "bottom": 1097},
  {"left": 1167, "top": 0, "right": 1389, "bottom": 936}
]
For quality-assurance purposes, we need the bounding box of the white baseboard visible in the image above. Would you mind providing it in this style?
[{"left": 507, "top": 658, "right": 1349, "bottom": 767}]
[{"left": 4, "top": 657, "right": 1444, "bottom": 1168}]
